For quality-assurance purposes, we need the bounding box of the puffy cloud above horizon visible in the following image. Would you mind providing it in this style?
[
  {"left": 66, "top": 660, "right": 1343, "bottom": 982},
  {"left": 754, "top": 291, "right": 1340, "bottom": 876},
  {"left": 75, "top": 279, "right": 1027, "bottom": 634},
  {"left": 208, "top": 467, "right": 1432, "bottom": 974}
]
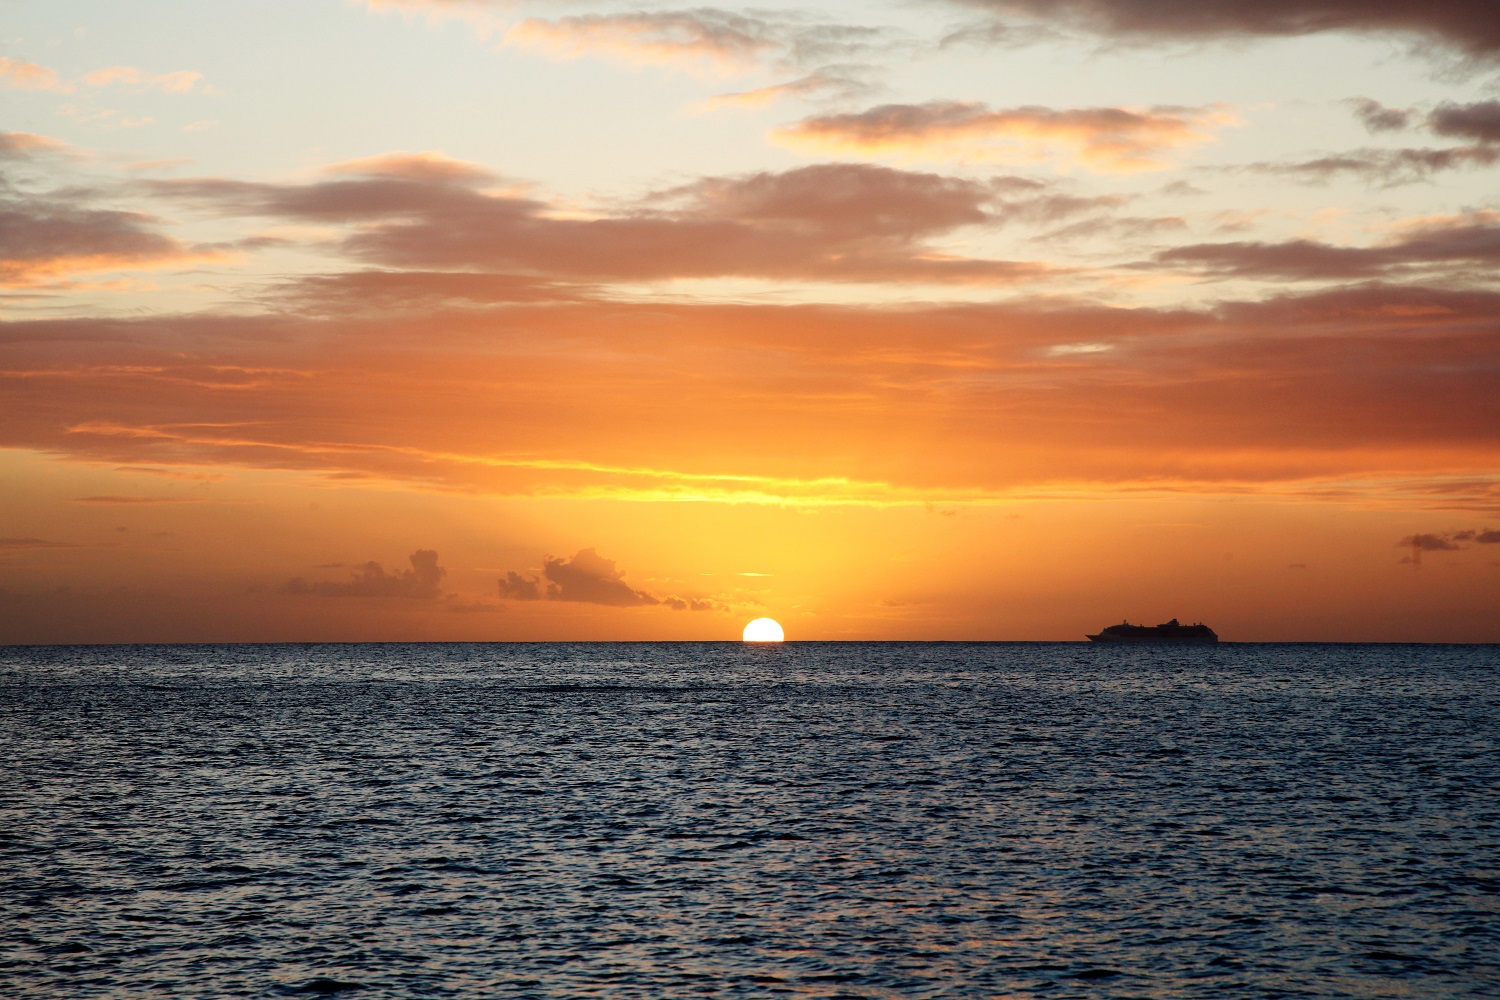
[
  {"left": 282, "top": 549, "right": 446, "bottom": 598},
  {"left": 498, "top": 548, "right": 724, "bottom": 609}
]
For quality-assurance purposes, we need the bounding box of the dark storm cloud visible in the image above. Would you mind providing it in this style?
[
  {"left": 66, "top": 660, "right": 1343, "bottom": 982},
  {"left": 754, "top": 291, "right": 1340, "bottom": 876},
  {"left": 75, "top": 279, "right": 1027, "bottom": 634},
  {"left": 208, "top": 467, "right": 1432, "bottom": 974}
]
[{"left": 282, "top": 549, "right": 446, "bottom": 598}]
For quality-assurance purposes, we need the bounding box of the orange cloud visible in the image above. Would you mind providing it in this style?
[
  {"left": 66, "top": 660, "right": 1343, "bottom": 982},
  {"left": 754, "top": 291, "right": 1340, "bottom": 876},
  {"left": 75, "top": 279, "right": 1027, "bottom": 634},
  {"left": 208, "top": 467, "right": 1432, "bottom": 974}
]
[
  {"left": 0, "top": 198, "right": 227, "bottom": 286},
  {"left": 503, "top": 11, "right": 889, "bottom": 78},
  {"left": 0, "top": 132, "right": 71, "bottom": 158},
  {"left": 83, "top": 66, "right": 204, "bottom": 93},
  {"left": 774, "top": 101, "right": 1239, "bottom": 171},
  {"left": 505, "top": 11, "right": 777, "bottom": 75},
  {"left": 0, "top": 57, "right": 63, "bottom": 91},
  {"left": 3, "top": 283, "right": 1497, "bottom": 511},
  {"left": 320, "top": 150, "right": 498, "bottom": 183},
  {"left": 695, "top": 71, "right": 867, "bottom": 112}
]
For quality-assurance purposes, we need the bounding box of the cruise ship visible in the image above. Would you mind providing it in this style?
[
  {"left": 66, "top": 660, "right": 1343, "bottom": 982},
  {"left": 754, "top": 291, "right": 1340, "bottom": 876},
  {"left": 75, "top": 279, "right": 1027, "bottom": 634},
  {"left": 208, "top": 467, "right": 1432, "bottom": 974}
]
[{"left": 1086, "top": 619, "right": 1218, "bottom": 643}]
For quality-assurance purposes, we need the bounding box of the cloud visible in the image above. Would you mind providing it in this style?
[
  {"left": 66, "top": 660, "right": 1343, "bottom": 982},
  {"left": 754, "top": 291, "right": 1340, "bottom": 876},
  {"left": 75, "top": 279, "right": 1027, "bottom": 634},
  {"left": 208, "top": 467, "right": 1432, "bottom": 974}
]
[
  {"left": 6, "top": 282, "right": 1500, "bottom": 509},
  {"left": 500, "top": 548, "right": 657, "bottom": 606},
  {"left": 83, "top": 66, "right": 204, "bottom": 94},
  {"left": 282, "top": 549, "right": 446, "bottom": 598},
  {"left": 1260, "top": 145, "right": 1500, "bottom": 185},
  {"left": 1427, "top": 100, "right": 1500, "bottom": 143},
  {"left": 321, "top": 150, "right": 499, "bottom": 183},
  {"left": 152, "top": 160, "right": 1048, "bottom": 285},
  {"left": 943, "top": 0, "right": 1500, "bottom": 61},
  {"left": 1401, "top": 532, "right": 1461, "bottom": 551},
  {"left": 696, "top": 69, "right": 870, "bottom": 111},
  {"left": 497, "top": 548, "right": 727, "bottom": 609},
  {"left": 539, "top": 548, "right": 658, "bottom": 606},
  {"left": 1151, "top": 213, "right": 1500, "bottom": 280},
  {"left": 0, "top": 196, "right": 218, "bottom": 286},
  {"left": 1398, "top": 528, "right": 1500, "bottom": 550},
  {"left": 503, "top": 9, "right": 890, "bottom": 77},
  {"left": 70, "top": 495, "right": 196, "bottom": 504},
  {"left": 1348, "top": 98, "right": 1413, "bottom": 133},
  {"left": 505, "top": 10, "right": 779, "bottom": 75},
  {"left": 0, "top": 132, "right": 71, "bottom": 160},
  {"left": 496, "top": 570, "right": 542, "bottom": 600},
  {"left": 0, "top": 537, "right": 78, "bottom": 549},
  {"left": 0, "top": 57, "right": 63, "bottom": 92},
  {"left": 772, "top": 101, "right": 1238, "bottom": 171}
]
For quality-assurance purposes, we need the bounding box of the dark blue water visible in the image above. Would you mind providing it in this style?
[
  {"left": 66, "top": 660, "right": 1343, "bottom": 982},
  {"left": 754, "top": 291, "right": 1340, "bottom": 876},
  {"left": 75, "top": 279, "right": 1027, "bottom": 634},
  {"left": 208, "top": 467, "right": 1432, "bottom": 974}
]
[{"left": 2, "top": 642, "right": 1496, "bottom": 998}]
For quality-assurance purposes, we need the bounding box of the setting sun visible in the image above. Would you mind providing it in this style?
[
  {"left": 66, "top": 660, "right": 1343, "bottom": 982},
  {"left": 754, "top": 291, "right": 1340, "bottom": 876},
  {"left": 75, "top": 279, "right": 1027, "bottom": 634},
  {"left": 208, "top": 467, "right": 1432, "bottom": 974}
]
[{"left": 742, "top": 618, "right": 785, "bottom": 643}]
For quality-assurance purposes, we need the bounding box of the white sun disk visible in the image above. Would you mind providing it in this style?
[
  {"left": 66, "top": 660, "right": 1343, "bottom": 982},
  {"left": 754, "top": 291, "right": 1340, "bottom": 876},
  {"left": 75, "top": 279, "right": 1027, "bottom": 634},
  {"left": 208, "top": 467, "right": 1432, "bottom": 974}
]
[{"left": 742, "top": 617, "right": 785, "bottom": 642}]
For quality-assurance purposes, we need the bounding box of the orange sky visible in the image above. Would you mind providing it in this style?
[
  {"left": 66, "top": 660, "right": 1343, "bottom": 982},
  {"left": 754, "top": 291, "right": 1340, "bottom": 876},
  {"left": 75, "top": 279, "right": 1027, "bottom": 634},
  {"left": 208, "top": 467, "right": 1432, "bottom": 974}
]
[{"left": 2, "top": 0, "right": 1498, "bottom": 641}]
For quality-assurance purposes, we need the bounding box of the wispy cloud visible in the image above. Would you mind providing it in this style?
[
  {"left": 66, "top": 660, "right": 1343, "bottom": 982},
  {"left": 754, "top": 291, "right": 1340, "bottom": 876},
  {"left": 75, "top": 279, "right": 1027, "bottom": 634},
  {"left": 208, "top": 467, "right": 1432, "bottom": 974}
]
[
  {"left": 773, "top": 101, "right": 1239, "bottom": 171},
  {"left": 503, "top": 8, "right": 893, "bottom": 78},
  {"left": 0, "top": 57, "right": 64, "bottom": 91},
  {"left": 943, "top": 0, "right": 1500, "bottom": 62},
  {"left": 83, "top": 66, "right": 204, "bottom": 94}
]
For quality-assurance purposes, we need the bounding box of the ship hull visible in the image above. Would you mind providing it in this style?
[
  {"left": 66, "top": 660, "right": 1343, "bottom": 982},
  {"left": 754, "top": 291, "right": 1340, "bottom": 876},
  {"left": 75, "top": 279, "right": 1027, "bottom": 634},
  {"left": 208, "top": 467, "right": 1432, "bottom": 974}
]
[{"left": 1086, "top": 632, "right": 1218, "bottom": 643}]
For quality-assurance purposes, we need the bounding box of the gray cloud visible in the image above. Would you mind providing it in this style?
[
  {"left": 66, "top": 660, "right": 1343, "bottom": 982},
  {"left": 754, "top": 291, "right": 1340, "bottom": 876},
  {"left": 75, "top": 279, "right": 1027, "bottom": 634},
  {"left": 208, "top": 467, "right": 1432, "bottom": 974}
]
[
  {"left": 1398, "top": 529, "right": 1500, "bottom": 551},
  {"left": 498, "top": 547, "right": 724, "bottom": 610},
  {"left": 283, "top": 549, "right": 446, "bottom": 598},
  {"left": 1428, "top": 100, "right": 1500, "bottom": 143},
  {"left": 944, "top": 0, "right": 1500, "bottom": 60},
  {"left": 1348, "top": 98, "right": 1413, "bottom": 133},
  {"left": 1151, "top": 215, "right": 1500, "bottom": 280},
  {"left": 1254, "top": 145, "right": 1500, "bottom": 185},
  {"left": 154, "top": 160, "right": 1049, "bottom": 286}
]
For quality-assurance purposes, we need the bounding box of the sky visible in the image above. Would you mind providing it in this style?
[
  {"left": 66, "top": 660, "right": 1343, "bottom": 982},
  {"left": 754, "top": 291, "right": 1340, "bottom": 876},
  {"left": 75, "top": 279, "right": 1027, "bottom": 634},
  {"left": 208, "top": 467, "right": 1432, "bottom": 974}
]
[{"left": 2, "top": 0, "right": 1498, "bottom": 643}]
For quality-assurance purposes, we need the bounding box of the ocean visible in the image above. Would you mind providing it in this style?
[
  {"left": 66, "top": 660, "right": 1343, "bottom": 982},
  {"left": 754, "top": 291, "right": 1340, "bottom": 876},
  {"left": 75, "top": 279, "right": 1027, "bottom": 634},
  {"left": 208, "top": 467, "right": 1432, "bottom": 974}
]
[{"left": 2, "top": 642, "right": 1496, "bottom": 998}]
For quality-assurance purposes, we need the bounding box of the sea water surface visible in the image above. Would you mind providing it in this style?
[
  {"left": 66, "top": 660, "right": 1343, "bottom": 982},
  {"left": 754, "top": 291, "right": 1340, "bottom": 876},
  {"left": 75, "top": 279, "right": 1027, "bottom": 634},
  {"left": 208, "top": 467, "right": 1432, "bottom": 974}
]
[{"left": 1, "top": 642, "right": 1496, "bottom": 998}]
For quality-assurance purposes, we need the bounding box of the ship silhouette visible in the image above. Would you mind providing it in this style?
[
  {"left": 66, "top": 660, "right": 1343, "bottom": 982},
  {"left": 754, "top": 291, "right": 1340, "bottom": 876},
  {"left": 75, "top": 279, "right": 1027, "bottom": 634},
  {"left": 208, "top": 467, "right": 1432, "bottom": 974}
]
[{"left": 1086, "top": 618, "right": 1218, "bottom": 643}]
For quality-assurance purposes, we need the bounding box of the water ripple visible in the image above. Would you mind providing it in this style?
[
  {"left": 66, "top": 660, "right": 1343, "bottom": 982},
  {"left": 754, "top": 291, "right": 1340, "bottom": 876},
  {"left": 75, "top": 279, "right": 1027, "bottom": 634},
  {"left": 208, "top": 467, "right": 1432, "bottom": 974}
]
[{"left": 1, "top": 642, "right": 1496, "bottom": 997}]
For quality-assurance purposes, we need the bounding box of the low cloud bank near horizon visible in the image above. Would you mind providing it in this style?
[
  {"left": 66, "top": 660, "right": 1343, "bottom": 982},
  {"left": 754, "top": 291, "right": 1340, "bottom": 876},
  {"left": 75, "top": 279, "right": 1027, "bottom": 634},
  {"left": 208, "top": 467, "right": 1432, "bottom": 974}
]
[
  {"left": 282, "top": 549, "right": 446, "bottom": 598},
  {"left": 498, "top": 548, "right": 726, "bottom": 611}
]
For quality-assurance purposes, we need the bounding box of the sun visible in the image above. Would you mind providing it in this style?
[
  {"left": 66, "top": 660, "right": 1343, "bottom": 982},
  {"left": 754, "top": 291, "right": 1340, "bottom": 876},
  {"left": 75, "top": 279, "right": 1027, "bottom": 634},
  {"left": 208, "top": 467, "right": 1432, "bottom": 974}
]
[{"left": 742, "top": 617, "right": 785, "bottom": 642}]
